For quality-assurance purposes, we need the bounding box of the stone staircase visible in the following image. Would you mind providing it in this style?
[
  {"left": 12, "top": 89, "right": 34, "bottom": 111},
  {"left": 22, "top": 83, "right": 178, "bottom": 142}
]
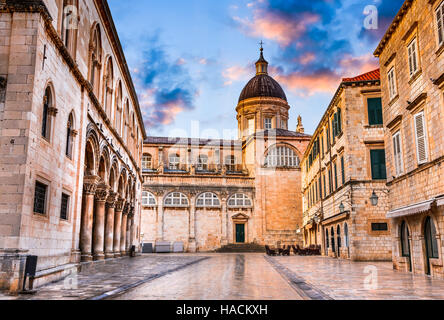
[{"left": 215, "top": 243, "right": 265, "bottom": 253}]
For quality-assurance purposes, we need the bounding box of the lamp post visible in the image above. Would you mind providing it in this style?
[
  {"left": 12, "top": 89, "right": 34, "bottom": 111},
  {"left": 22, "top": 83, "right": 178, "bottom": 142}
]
[
  {"left": 370, "top": 191, "right": 379, "bottom": 206},
  {"left": 339, "top": 202, "right": 345, "bottom": 213}
]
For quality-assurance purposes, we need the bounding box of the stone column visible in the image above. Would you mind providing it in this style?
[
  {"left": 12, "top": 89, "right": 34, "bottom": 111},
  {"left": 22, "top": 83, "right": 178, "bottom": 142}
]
[
  {"left": 156, "top": 192, "right": 164, "bottom": 241},
  {"left": 221, "top": 192, "right": 228, "bottom": 246},
  {"left": 113, "top": 198, "right": 125, "bottom": 257},
  {"left": 188, "top": 193, "right": 197, "bottom": 252},
  {"left": 80, "top": 176, "right": 100, "bottom": 262},
  {"left": 104, "top": 192, "right": 117, "bottom": 259},
  {"left": 93, "top": 184, "right": 109, "bottom": 261},
  {"left": 120, "top": 203, "right": 129, "bottom": 255}
]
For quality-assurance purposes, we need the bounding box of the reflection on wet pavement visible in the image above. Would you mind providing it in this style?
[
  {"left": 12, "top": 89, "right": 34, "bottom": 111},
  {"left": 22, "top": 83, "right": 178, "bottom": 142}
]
[{"left": 112, "top": 253, "right": 302, "bottom": 300}]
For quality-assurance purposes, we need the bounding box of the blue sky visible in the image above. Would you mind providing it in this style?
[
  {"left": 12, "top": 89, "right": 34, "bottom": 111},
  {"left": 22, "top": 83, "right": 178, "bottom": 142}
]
[{"left": 108, "top": 0, "right": 404, "bottom": 139}]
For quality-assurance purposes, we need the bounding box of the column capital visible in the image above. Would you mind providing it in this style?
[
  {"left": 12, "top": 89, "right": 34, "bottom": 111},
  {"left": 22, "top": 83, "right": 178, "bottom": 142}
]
[
  {"left": 115, "top": 197, "right": 125, "bottom": 212},
  {"left": 106, "top": 191, "right": 118, "bottom": 208},
  {"left": 95, "top": 184, "right": 109, "bottom": 202},
  {"left": 123, "top": 202, "right": 130, "bottom": 215},
  {"left": 83, "top": 175, "right": 101, "bottom": 195}
]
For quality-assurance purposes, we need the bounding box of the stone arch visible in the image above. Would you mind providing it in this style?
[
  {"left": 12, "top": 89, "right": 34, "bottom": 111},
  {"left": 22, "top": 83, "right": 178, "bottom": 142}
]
[
  {"left": 41, "top": 81, "right": 56, "bottom": 141},
  {"left": 84, "top": 125, "right": 100, "bottom": 176},
  {"left": 103, "top": 56, "right": 114, "bottom": 118},
  {"left": 227, "top": 193, "right": 252, "bottom": 208},
  {"left": 65, "top": 110, "right": 76, "bottom": 159},
  {"left": 196, "top": 192, "right": 221, "bottom": 208},
  {"left": 114, "top": 80, "right": 123, "bottom": 135},
  {"left": 88, "top": 22, "right": 102, "bottom": 97},
  {"left": 163, "top": 191, "right": 189, "bottom": 207},
  {"left": 263, "top": 143, "right": 301, "bottom": 168}
]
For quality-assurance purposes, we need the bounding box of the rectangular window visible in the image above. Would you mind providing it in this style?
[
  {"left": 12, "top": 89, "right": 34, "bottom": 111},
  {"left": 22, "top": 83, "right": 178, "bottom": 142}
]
[
  {"left": 393, "top": 132, "right": 404, "bottom": 176},
  {"left": 169, "top": 154, "right": 180, "bottom": 170},
  {"left": 248, "top": 118, "right": 255, "bottom": 135},
  {"left": 321, "top": 135, "right": 324, "bottom": 155},
  {"left": 323, "top": 174, "right": 326, "bottom": 198},
  {"left": 341, "top": 156, "right": 345, "bottom": 185},
  {"left": 34, "top": 181, "right": 48, "bottom": 215},
  {"left": 371, "top": 223, "right": 388, "bottom": 232},
  {"left": 60, "top": 193, "right": 70, "bottom": 220},
  {"left": 318, "top": 177, "right": 322, "bottom": 200},
  {"left": 437, "top": 2, "right": 444, "bottom": 46},
  {"left": 328, "top": 168, "right": 333, "bottom": 193},
  {"left": 264, "top": 118, "right": 272, "bottom": 130},
  {"left": 370, "top": 149, "right": 387, "bottom": 180},
  {"left": 414, "top": 111, "right": 428, "bottom": 164},
  {"left": 387, "top": 67, "right": 397, "bottom": 100},
  {"left": 334, "top": 163, "right": 338, "bottom": 190},
  {"left": 367, "top": 98, "right": 383, "bottom": 125},
  {"left": 280, "top": 119, "right": 286, "bottom": 129},
  {"left": 408, "top": 38, "right": 419, "bottom": 77}
]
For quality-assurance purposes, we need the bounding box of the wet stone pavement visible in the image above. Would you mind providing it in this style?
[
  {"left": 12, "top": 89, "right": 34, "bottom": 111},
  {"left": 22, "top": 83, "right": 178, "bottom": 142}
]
[
  {"left": 112, "top": 253, "right": 301, "bottom": 300},
  {"left": 3, "top": 254, "right": 444, "bottom": 300},
  {"left": 272, "top": 255, "right": 444, "bottom": 300}
]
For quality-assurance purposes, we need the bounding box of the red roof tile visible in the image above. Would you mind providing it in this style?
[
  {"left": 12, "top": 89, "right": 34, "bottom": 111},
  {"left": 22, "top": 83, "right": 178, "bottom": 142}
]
[{"left": 342, "top": 69, "right": 380, "bottom": 83}]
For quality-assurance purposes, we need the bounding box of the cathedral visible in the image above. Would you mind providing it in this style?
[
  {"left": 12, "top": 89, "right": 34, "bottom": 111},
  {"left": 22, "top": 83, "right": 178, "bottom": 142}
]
[{"left": 140, "top": 48, "right": 311, "bottom": 252}]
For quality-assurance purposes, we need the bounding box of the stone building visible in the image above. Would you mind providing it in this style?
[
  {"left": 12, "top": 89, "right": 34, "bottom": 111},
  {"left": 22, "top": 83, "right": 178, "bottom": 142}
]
[
  {"left": 0, "top": 0, "right": 146, "bottom": 293},
  {"left": 301, "top": 69, "right": 392, "bottom": 261},
  {"left": 140, "top": 48, "right": 311, "bottom": 252},
  {"left": 374, "top": 0, "right": 444, "bottom": 277}
]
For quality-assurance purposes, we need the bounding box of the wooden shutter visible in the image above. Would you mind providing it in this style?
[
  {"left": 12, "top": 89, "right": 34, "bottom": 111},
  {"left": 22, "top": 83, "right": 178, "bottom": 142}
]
[
  {"left": 408, "top": 44, "right": 414, "bottom": 76},
  {"left": 393, "top": 133, "right": 403, "bottom": 176},
  {"left": 414, "top": 112, "right": 428, "bottom": 164},
  {"left": 371, "top": 149, "right": 387, "bottom": 180}
]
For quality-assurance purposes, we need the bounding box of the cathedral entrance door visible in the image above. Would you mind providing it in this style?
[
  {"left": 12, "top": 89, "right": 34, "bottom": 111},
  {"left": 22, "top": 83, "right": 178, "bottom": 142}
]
[{"left": 235, "top": 224, "right": 245, "bottom": 243}]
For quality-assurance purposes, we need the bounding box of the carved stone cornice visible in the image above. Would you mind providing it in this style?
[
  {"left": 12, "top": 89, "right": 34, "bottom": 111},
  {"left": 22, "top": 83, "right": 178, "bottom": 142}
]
[
  {"left": 95, "top": 184, "right": 109, "bottom": 202},
  {"left": 115, "top": 197, "right": 125, "bottom": 212},
  {"left": 83, "top": 175, "right": 101, "bottom": 195},
  {"left": 106, "top": 191, "right": 118, "bottom": 208}
]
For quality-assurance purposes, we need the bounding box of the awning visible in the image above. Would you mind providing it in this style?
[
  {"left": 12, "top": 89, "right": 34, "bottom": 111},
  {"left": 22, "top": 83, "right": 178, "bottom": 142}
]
[
  {"left": 387, "top": 200, "right": 433, "bottom": 219},
  {"left": 436, "top": 196, "right": 444, "bottom": 208}
]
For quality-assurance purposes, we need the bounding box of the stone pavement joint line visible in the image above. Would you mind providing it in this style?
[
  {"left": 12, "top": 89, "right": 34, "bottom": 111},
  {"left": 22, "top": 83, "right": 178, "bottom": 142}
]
[
  {"left": 92, "top": 257, "right": 209, "bottom": 300},
  {"left": 264, "top": 256, "right": 333, "bottom": 300}
]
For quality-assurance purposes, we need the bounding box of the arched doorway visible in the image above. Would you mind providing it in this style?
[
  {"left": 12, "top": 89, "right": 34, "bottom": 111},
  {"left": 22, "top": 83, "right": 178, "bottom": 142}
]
[
  {"left": 325, "top": 229, "right": 329, "bottom": 255},
  {"left": 424, "top": 216, "right": 439, "bottom": 275},
  {"left": 330, "top": 227, "right": 335, "bottom": 256},
  {"left": 400, "top": 221, "right": 412, "bottom": 272},
  {"left": 337, "top": 225, "right": 341, "bottom": 258}
]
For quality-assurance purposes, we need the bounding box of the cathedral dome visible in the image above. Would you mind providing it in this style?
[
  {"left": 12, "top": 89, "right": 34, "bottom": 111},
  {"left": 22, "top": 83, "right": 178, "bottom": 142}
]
[
  {"left": 238, "top": 74, "right": 287, "bottom": 102},
  {"left": 238, "top": 47, "right": 287, "bottom": 103}
]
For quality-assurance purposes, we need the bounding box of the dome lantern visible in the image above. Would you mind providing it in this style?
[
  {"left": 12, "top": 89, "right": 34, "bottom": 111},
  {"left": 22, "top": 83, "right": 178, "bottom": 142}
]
[{"left": 255, "top": 43, "right": 268, "bottom": 75}]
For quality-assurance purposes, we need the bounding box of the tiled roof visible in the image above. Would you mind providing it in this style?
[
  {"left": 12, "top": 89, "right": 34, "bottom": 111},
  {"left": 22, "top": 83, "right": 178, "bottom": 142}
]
[
  {"left": 144, "top": 136, "right": 241, "bottom": 146},
  {"left": 254, "top": 129, "right": 312, "bottom": 138},
  {"left": 342, "top": 69, "right": 380, "bottom": 83}
]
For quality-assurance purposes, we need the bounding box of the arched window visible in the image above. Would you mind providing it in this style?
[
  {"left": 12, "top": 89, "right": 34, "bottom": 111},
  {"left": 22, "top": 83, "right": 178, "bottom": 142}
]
[
  {"left": 197, "top": 155, "right": 208, "bottom": 171},
  {"left": 113, "top": 82, "right": 122, "bottom": 134},
  {"left": 89, "top": 24, "right": 102, "bottom": 96},
  {"left": 425, "top": 216, "right": 439, "bottom": 259},
  {"left": 344, "top": 223, "right": 349, "bottom": 247},
  {"left": 225, "top": 155, "right": 236, "bottom": 172},
  {"left": 196, "top": 192, "right": 220, "bottom": 207},
  {"left": 66, "top": 113, "right": 75, "bottom": 159},
  {"left": 169, "top": 154, "right": 180, "bottom": 170},
  {"left": 228, "top": 193, "right": 252, "bottom": 208},
  {"left": 164, "top": 192, "right": 189, "bottom": 207},
  {"left": 142, "top": 154, "right": 152, "bottom": 170},
  {"left": 337, "top": 225, "right": 341, "bottom": 249},
  {"left": 123, "top": 100, "right": 130, "bottom": 143},
  {"left": 60, "top": 0, "right": 78, "bottom": 56},
  {"left": 103, "top": 58, "right": 113, "bottom": 117},
  {"left": 141, "top": 191, "right": 156, "bottom": 206},
  {"left": 265, "top": 146, "right": 300, "bottom": 168},
  {"left": 326, "top": 229, "right": 329, "bottom": 250},
  {"left": 400, "top": 221, "right": 410, "bottom": 257},
  {"left": 330, "top": 227, "right": 335, "bottom": 252},
  {"left": 42, "top": 86, "right": 53, "bottom": 140}
]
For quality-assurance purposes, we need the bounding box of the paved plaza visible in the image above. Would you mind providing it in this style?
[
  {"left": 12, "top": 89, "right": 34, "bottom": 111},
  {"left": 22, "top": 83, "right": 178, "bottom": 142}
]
[{"left": 2, "top": 253, "right": 444, "bottom": 300}]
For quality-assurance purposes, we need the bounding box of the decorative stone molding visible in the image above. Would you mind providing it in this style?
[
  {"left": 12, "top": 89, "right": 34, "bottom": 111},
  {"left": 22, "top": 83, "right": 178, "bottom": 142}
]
[
  {"left": 123, "top": 203, "right": 130, "bottom": 215},
  {"left": 83, "top": 175, "right": 100, "bottom": 195},
  {"left": 95, "top": 184, "right": 109, "bottom": 202},
  {"left": 115, "top": 198, "right": 125, "bottom": 212},
  {"left": 47, "top": 107, "right": 58, "bottom": 116},
  {"left": 106, "top": 192, "right": 118, "bottom": 208}
]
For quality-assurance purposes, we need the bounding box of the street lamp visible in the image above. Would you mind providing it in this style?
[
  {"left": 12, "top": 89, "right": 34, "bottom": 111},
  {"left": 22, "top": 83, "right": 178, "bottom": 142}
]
[
  {"left": 314, "top": 215, "right": 321, "bottom": 224},
  {"left": 339, "top": 202, "right": 345, "bottom": 213},
  {"left": 370, "top": 191, "right": 379, "bottom": 206}
]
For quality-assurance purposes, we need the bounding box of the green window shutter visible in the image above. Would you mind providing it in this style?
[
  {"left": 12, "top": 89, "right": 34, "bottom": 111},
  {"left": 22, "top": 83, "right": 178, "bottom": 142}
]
[
  {"left": 341, "top": 156, "right": 345, "bottom": 184},
  {"left": 337, "top": 109, "right": 342, "bottom": 134},
  {"left": 370, "top": 149, "right": 387, "bottom": 180},
  {"left": 368, "top": 98, "right": 383, "bottom": 125}
]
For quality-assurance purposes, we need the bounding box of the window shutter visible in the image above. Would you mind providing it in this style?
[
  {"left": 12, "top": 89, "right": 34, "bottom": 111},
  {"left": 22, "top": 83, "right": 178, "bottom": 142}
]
[
  {"left": 412, "top": 40, "right": 418, "bottom": 73},
  {"left": 408, "top": 45, "right": 413, "bottom": 76},
  {"left": 371, "top": 149, "right": 387, "bottom": 180},
  {"left": 414, "top": 112, "right": 428, "bottom": 164},
  {"left": 437, "top": 8, "right": 443, "bottom": 45}
]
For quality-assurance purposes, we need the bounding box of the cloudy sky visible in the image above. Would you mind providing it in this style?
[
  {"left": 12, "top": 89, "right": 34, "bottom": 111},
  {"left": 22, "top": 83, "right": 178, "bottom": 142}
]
[{"left": 108, "top": 0, "right": 404, "bottom": 139}]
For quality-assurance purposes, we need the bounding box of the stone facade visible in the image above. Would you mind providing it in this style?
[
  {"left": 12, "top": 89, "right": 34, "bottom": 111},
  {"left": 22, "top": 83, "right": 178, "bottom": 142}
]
[
  {"left": 0, "top": 0, "right": 145, "bottom": 293},
  {"left": 140, "top": 51, "right": 311, "bottom": 252},
  {"left": 374, "top": 0, "right": 444, "bottom": 278},
  {"left": 301, "top": 70, "right": 392, "bottom": 261}
]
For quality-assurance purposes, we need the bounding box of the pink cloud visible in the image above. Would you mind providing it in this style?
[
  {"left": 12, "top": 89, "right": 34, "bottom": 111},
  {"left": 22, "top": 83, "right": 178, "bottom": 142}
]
[
  {"left": 222, "top": 65, "right": 250, "bottom": 86},
  {"left": 275, "top": 71, "right": 340, "bottom": 96}
]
